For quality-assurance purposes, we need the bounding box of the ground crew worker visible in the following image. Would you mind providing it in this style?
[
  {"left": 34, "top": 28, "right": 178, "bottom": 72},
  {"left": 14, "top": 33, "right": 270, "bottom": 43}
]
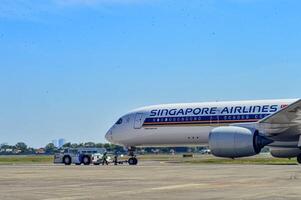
[
  {"left": 113, "top": 153, "right": 118, "bottom": 165},
  {"left": 102, "top": 152, "right": 109, "bottom": 165}
]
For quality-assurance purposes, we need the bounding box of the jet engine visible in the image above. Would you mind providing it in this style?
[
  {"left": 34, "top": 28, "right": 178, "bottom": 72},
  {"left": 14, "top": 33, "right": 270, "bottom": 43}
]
[
  {"left": 270, "top": 147, "right": 301, "bottom": 158},
  {"left": 209, "top": 126, "right": 273, "bottom": 158}
]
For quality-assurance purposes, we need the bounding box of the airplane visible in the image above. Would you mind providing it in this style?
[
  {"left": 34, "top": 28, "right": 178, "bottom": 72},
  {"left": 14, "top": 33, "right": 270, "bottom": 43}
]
[{"left": 105, "top": 99, "right": 301, "bottom": 165}]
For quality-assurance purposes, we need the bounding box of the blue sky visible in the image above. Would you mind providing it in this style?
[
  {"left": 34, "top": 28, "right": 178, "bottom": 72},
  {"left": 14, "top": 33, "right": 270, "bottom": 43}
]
[{"left": 0, "top": 0, "right": 300, "bottom": 147}]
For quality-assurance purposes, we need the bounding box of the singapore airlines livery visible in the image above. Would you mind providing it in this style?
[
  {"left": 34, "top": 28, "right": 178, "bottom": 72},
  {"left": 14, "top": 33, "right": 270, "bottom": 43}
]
[{"left": 105, "top": 99, "right": 301, "bottom": 165}]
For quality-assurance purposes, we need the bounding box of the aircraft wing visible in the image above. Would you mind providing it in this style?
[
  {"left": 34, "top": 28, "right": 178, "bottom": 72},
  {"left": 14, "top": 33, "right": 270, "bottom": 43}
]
[{"left": 256, "top": 99, "right": 301, "bottom": 136}]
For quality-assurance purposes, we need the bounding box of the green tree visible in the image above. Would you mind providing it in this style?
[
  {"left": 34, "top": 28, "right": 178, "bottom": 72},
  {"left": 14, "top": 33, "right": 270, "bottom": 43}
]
[
  {"left": 62, "top": 143, "right": 71, "bottom": 148},
  {"left": 15, "top": 142, "right": 28, "bottom": 153},
  {"left": 45, "top": 143, "right": 57, "bottom": 154},
  {"left": 27, "top": 147, "right": 35, "bottom": 154},
  {"left": 71, "top": 143, "right": 79, "bottom": 148},
  {"left": 104, "top": 143, "right": 111, "bottom": 151},
  {"left": 0, "top": 144, "right": 12, "bottom": 149},
  {"left": 96, "top": 143, "right": 104, "bottom": 148},
  {"left": 84, "top": 142, "right": 95, "bottom": 147}
]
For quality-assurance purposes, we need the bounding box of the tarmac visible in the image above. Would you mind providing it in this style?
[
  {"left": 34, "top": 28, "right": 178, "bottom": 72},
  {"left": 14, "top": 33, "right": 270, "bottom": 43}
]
[{"left": 1, "top": 161, "right": 301, "bottom": 200}]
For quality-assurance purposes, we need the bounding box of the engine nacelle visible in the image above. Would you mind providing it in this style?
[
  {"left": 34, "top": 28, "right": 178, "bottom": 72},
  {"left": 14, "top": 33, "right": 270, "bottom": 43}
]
[
  {"left": 270, "top": 147, "right": 301, "bottom": 158},
  {"left": 209, "top": 126, "right": 272, "bottom": 158}
]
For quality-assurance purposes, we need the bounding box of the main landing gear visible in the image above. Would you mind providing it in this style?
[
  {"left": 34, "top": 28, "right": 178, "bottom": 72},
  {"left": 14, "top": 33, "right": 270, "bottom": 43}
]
[{"left": 128, "top": 147, "right": 138, "bottom": 165}]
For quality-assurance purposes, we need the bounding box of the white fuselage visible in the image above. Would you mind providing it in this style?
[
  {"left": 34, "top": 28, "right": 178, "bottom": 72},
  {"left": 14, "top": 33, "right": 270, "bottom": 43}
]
[{"left": 105, "top": 99, "right": 297, "bottom": 148}]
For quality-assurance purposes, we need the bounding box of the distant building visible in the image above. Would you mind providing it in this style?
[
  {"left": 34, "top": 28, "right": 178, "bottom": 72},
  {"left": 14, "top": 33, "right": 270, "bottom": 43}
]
[
  {"left": 51, "top": 138, "right": 66, "bottom": 148},
  {"left": 5, "top": 149, "right": 13, "bottom": 153},
  {"left": 0, "top": 148, "right": 12, "bottom": 153},
  {"left": 35, "top": 148, "right": 45, "bottom": 154},
  {"left": 58, "top": 139, "right": 66, "bottom": 148}
]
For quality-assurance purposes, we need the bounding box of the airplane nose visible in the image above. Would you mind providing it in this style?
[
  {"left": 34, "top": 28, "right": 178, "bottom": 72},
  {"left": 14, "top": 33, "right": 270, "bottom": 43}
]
[{"left": 105, "top": 129, "right": 113, "bottom": 143}]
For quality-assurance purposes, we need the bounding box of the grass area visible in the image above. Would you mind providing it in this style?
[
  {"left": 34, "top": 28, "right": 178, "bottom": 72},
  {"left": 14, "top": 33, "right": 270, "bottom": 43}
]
[
  {"left": 0, "top": 154, "right": 297, "bottom": 165},
  {"left": 0, "top": 155, "right": 53, "bottom": 165},
  {"left": 138, "top": 154, "right": 298, "bottom": 165}
]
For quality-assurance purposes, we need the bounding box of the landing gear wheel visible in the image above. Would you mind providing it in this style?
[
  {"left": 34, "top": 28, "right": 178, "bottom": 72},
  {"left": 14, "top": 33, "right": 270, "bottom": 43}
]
[
  {"left": 83, "top": 156, "right": 91, "bottom": 165},
  {"left": 128, "top": 157, "right": 138, "bottom": 165},
  {"left": 297, "top": 154, "right": 301, "bottom": 164},
  {"left": 127, "top": 146, "right": 138, "bottom": 165},
  {"left": 63, "top": 156, "right": 72, "bottom": 165}
]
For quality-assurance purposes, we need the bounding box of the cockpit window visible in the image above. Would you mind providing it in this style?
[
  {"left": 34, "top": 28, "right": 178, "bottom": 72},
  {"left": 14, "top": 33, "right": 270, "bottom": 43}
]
[{"left": 116, "top": 118, "right": 123, "bottom": 125}]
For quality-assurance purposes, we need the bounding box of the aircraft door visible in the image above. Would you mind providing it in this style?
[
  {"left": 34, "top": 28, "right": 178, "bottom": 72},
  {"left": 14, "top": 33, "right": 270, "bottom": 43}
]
[
  {"left": 210, "top": 108, "right": 220, "bottom": 126},
  {"left": 134, "top": 113, "right": 144, "bottom": 129}
]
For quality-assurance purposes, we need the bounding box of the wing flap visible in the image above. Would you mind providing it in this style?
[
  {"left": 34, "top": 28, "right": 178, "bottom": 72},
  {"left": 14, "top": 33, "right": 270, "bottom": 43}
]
[
  {"left": 257, "top": 99, "right": 301, "bottom": 136},
  {"left": 259, "top": 99, "right": 301, "bottom": 124}
]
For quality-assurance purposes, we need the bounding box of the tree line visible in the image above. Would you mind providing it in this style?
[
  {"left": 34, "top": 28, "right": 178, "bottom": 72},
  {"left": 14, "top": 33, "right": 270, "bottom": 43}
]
[
  {"left": 0, "top": 142, "right": 207, "bottom": 155},
  {"left": 0, "top": 142, "right": 124, "bottom": 155}
]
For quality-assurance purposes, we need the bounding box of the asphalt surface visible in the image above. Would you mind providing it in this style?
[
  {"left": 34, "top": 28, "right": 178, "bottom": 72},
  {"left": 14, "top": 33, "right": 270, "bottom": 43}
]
[{"left": 1, "top": 161, "right": 301, "bottom": 200}]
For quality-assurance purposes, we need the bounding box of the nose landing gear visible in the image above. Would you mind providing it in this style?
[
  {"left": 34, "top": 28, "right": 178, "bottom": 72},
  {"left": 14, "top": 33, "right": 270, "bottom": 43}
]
[
  {"left": 297, "top": 154, "right": 301, "bottom": 164},
  {"left": 128, "top": 147, "right": 138, "bottom": 165},
  {"left": 128, "top": 157, "right": 138, "bottom": 165}
]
